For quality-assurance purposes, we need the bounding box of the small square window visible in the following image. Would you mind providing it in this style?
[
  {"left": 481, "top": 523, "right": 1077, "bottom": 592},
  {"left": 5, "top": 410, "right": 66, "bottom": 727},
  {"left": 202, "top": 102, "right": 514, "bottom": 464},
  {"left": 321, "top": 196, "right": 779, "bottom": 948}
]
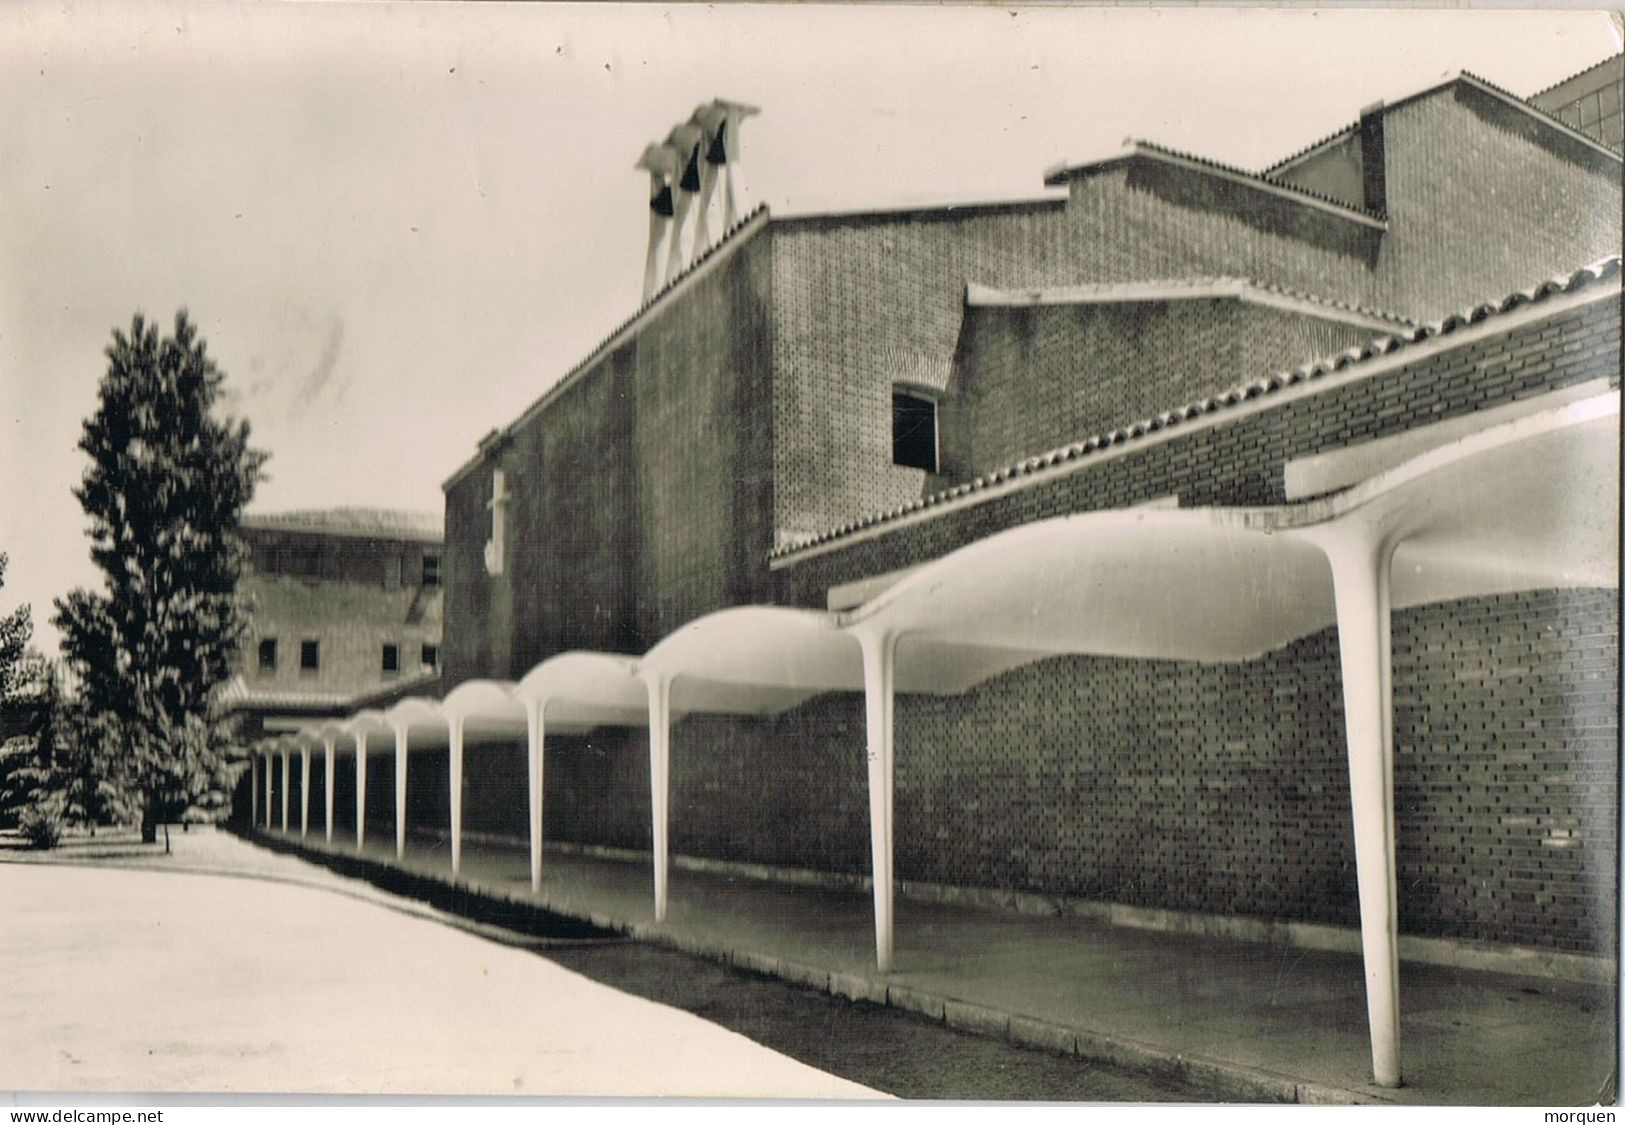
[
  {"left": 422, "top": 554, "right": 441, "bottom": 588},
  {"left": 257, "top": 638, "right": 277, "bottom": 673},
  {"left": 300, "top": 639, "right": 320, "bottom": 673},
  {"left": 421, "top": 644, "right": 439, "bottom": 672},
  {"left": 892, "top": 390, "right": 938, "bottom": 472},
  {"left": 381, "top": 643, "right": 399, "bottom": 675}
]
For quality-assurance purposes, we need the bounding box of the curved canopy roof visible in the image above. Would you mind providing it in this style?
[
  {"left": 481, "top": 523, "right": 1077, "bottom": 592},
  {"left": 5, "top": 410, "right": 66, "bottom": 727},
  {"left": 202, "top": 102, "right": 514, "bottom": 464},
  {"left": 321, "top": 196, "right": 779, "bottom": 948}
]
[
  {"left": 514, "top": 652, "right": 647, "bottom": 733},
  {"left": 640, "top": 606, "right": 864, "bottom": 713},
  {"left": 441, "top": 680, "right": 527, "bottom": 741},
  {"left": 837, "top": 393, "right": 1616, "bottom": 679}
]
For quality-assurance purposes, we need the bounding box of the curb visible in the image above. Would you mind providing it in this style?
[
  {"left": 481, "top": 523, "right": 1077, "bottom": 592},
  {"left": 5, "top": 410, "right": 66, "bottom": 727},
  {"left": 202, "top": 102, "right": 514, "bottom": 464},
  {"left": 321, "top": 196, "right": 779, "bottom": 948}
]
[{"left": 245, "top": 828, "right": 1391, "bottom": 1105}]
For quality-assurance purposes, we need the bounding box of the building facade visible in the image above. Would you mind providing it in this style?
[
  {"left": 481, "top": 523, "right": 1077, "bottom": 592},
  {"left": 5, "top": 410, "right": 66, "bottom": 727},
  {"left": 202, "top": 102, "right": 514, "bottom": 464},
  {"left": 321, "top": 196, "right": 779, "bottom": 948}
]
[
  {"left": 224, "top": 509, "right": 444, "bottom": 737},
  {"left": 253, "top": 60, "right": 1622, "bottom": 1091}
]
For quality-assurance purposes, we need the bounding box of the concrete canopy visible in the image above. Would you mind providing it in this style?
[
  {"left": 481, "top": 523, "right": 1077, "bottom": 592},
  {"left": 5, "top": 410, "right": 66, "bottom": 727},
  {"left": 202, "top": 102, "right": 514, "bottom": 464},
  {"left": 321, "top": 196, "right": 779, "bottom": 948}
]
[
  {"left": 344, "top": 709, "right": 393, "bottom": 749},
  {"left": 383, "top": 697, "right": 448, "bottom": 743},
  {"left": 841, "top": 392, "right": 1617, "bottom": 676},
  {"left": 441, "top": 679, "right": 527, "bottom": 742},
  {"left": 639, "top": 606, "right": 860, "bottom": 713},
  {"left": 513, "top": 652, "right": 647, "bottom": 733}
]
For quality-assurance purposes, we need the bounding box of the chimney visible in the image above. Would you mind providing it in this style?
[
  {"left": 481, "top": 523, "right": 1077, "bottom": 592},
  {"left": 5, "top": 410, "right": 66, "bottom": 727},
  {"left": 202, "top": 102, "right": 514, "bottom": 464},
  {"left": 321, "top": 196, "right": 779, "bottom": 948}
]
[
  {"left": 635, "top": 142, "right": 681, "bottom": 303},
  {"left": 1358, "top": 101, "right": 1387, "bottom": 217}
]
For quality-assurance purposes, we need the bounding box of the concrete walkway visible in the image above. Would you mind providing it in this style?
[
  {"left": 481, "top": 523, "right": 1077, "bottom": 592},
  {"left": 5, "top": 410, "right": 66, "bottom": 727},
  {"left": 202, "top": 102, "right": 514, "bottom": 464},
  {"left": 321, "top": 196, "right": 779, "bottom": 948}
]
[
  {"left": 0, "top": 834, "right": 882, "bottom": 1099},
  {"left": 250, "top": 823, "right": 1616, "bottom": 1106}
]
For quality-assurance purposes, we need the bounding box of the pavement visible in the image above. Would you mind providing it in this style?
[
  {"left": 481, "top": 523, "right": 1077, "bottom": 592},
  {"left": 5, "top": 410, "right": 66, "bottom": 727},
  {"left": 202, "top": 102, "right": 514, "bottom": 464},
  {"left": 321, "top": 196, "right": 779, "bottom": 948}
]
[
  {"left": 0, "top": 831, "right": 884, "bottom": 1099},
  {"left": 240, "top": 822, "right": 1618, "bottom": 1106}
]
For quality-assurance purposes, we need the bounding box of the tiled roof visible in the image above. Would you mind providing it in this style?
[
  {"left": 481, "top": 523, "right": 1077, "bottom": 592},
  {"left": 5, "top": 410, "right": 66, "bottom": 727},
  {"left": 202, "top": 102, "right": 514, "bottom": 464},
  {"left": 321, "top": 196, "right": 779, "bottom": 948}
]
[
  {"left": 445, "top": 204, "right": 771, "bottom": 491},
  {"left": 243, "top": 508, "right": 442, "bottom": 543},
  {"left": 1529, "top": 53, "right": 1623, "bottom": 102},
  {"left": 1045, "top": 138, "right": 1388, "bottom": 224},
  {"left": 346, "top": 670, "right": 441, "bottom": 709},
  {"left": 217, "top": 678, "right": 353, "bottom": 711},
  {"left": 771, "top": 256, "right": 1622, "bottom": 560},
  {"left": 967, "top": 275, "right": 1416, "bottom": 330},
  {"left": 1263, "top": 120, "right": 1360, "bottom": 176}
]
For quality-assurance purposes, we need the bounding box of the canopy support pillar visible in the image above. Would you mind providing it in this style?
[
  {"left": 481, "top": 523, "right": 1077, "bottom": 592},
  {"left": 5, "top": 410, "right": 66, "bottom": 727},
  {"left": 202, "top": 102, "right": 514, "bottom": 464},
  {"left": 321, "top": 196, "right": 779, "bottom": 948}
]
[
  {"left": 355, "top": 733, "right": 369, "bottom": 853},
  {"left": 645, "top": 673, "right": 673, "bottom": 923},
  {"left": 299, "top": 746, "right": 311, "bottom": 837},
  {"left": 394, "top": 726, "right": 409, "bottom": 861},
  {"left": 526, "top": 699, "right": 546, "bottom": 894},
  {"left": 449, "top": 718, "right": 465, "bottom": 877},
  {"left": 1322, "top": 529, "right": 1402, "bottom": 1089},
  {"left": 280, "top": 751, "right": 290, "bottom": 831},
  {"left": 859, "top": 629, "right": 898, "bottom": 973},
  {"left": 323, "top": 737, "right": 336, "bottom": 843}
]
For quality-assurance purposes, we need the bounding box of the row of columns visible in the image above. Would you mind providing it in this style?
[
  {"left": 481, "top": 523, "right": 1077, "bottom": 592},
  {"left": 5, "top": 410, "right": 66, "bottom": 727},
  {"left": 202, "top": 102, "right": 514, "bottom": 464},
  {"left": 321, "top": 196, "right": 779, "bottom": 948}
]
[{"left": 247, "top": 523, "right": 1402, "bottom": 1086}]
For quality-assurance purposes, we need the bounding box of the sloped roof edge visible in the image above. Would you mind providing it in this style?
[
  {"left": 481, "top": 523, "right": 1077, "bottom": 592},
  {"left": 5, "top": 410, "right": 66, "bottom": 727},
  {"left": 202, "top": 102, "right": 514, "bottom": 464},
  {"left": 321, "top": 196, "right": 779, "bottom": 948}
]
[
  {"left": 243, "top": 508, "right": 442, "bottom": 543},
  {"left": 444, "top": 205, "right": 771, "bottom": 493},
  {"left": 966, "top": 275, "right": 1415, "bottom": 331},
  {"left": 1044, "top": 139, "right": 1389, "bottom": 227},
  {"left": 1265, "top": 69, "right": 1624, "bottom": 177},
  {"left": 1529, "top": 52, "right": 1624, "bottom": 102}
]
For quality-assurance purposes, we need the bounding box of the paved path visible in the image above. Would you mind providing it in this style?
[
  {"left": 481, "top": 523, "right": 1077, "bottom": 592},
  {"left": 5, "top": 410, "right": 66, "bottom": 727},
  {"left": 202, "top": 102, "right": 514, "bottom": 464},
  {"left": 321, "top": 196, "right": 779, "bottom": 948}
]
[
  {"left": 262, "top": 826, "right": 1615, "bottom": 1106},
  {"left": 0, "top": 839, "right": 883, "bottom": 1098}
]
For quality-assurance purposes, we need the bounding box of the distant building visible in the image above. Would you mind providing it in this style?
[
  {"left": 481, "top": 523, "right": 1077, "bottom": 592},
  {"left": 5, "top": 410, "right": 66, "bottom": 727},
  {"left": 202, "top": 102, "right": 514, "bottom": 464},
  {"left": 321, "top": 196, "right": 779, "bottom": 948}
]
[{"left": 221, "top": 508, "right": 443, "bottom": 737}]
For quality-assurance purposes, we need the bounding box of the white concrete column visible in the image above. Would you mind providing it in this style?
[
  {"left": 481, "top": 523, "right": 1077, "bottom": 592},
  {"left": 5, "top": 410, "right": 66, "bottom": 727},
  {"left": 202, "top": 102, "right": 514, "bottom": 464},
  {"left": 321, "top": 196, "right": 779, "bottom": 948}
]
[
  {"left": 644, "top": 201, "right": 669, "bottom": 304},
  {"left": 250, "top": 752, "right": 259, "bottom": 831},
  {"left": 280, "top": 751, "right": 290, "bottom": 831},
  {"left": 323, "top": 737, "right": 336, "bottom": 844},
  {"left": 1321, "top": 529, "right": 1402, "bottom": 1089},
  {"left": 394, "top": 725, "right": 409, "bottom": 861},
  {"left": 859, "top": 629, "right": 899, "bottom": 973},
  {"left": 645, "top": 673, "right": 673, "bottom": 923},
  {"left": 299, "top": 745, "right": 311, "bottom": 837},
  {"left": 449, "top": 718, "right": 465, "bottom": 878},
  {"left": 526, "top": 698, "right": 547, "bottom": 894},
  {"left": 355, "top": 732, "right": 369, "bottom": 853}
]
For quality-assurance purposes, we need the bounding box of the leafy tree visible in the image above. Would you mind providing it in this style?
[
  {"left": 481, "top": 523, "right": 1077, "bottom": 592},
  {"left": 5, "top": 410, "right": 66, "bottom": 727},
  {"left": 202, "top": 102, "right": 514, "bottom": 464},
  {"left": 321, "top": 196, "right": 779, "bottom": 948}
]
[
  {"left": 0, "top": 553, "right": 40, "bottom": 830},
  {"left": 53, "top": 312, "right": 267, "bottom": 843},
  {"left": 0, "top": 554, "right": 29, "bottom": 700}
]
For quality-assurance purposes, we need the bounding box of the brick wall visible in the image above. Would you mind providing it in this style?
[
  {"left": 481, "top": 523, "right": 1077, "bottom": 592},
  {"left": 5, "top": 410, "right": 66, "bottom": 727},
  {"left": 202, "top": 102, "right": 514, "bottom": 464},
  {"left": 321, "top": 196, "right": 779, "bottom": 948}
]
[
  {"left": 241, "top": 574, "right": 443, "bottom": 697},
  {"left": 513, "top": 295, "right": 1614, "bottom": 955},
  {"left": 778, "top": 297, "right": 1618, "bottom": 598},
  {"left": 443, "top": 234, "right": 776, "bottom": 686},
  {"left": 770, "top": 85, "right": 1619, "bottom": 545},
  {"left": 944, "top": 298, "right": 1375, "bottom": 478}
]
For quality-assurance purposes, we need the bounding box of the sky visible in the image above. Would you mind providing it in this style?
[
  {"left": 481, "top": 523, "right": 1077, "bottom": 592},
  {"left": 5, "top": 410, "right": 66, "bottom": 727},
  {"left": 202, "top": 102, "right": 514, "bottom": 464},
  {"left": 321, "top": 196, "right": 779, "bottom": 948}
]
[{"left": 0, "top": 2, "right": 1619, "bottom": 656}]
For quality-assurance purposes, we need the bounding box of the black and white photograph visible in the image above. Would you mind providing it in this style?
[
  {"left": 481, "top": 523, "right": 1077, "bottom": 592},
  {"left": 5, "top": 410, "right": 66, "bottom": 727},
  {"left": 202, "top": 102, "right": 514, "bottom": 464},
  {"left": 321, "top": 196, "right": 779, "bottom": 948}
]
[{"left": 0, "top": 2, "right": 1619, "bottom": 1114}]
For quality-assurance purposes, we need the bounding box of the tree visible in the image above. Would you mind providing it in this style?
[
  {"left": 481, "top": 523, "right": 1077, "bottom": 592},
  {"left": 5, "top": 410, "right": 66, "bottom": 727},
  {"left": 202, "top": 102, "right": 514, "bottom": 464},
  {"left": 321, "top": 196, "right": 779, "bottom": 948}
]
[
  {"left": 53, "top": 311, "right": 267, "bottom": 843},
  {"left": 0, "top": 554, "right": 29, "bottom": 701}
]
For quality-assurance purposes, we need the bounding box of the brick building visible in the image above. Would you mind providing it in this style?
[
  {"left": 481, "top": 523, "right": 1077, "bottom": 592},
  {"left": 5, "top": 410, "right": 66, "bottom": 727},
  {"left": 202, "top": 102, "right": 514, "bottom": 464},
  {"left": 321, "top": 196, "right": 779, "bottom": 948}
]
[
  {"left": 223, "top": 509, "right": 444, "bottom": 738},
  {"left": 254, "top": 64, "right": 1621, "bottom": 1090}
]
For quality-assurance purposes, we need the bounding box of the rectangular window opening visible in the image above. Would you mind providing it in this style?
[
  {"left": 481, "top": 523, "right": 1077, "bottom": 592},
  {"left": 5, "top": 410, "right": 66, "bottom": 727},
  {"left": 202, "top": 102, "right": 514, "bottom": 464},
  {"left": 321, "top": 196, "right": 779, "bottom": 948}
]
[
  {"left": 422, "top": 554, "right": 442, "bottom": 588},
  {"left": 382, "top": 643, "right": 399, "bottom": 675},
  {"left": 892, "top": 389, "right": 939, "bottom": 472},
  {"left": 257, "top": 638, "right": 277, "bottom": 673},
  {"left": 420, "top": 644, "right": 439, "bottom": 672},
  {"left": 299, "top": 639, "right": 320, "bottom": 673}
]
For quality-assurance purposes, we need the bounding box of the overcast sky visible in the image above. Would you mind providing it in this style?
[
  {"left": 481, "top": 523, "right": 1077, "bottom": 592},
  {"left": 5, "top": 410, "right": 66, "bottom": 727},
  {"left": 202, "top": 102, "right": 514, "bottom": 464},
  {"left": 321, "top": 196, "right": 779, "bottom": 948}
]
[{"left": 0, "top": 3, "right": 1618, "bottom": 655}]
